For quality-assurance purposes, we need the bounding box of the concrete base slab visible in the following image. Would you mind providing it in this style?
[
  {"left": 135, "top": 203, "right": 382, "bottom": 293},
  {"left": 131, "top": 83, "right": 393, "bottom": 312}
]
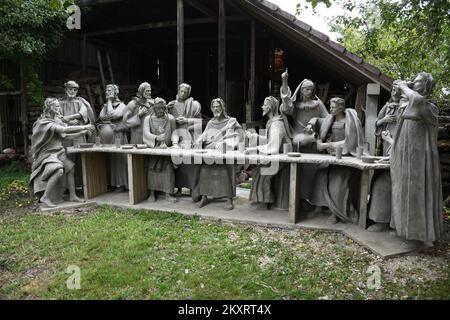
[{"left": 40, "top": 191, "right": 432, "bottom": 258}]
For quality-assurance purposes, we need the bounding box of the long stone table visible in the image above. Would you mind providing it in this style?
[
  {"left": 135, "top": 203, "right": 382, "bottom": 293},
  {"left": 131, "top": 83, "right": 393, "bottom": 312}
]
[{"left": 67, "top": 146, "right": 390, "bottom": 229}]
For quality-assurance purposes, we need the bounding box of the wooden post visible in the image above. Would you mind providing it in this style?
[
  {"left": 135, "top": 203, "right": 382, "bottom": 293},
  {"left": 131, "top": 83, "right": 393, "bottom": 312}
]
[
  {"left": 177, "top": 0, "right": 184, "bottom": 85},
  {"left": 127, "top": 154, "right": 148, "bottom": 204},
  {"left": 82, "top": 34, "right": 87, "bottom": 71},
  {"left": 106, "top": 52, "right": 114, "bottom": 84},
  {"left": 249, "top": 21, "right": 256, "bottom": 122},
  {"left": 289, "top": 163, "right": 301, "bottom": 223},
  {"left": 81, "top": 153, "right": 107, "bottom": 200},
  {"left": 365, "top": 83, "right": 380, "bottom": 155},
  {"left": 218, "top": 0, "right": 226, "bottom": 101},
  {"left": 97, "top": 50, "right": 106, "bottom": 90},
  {"left": 358, "top": 169, "right": 372, "bottom": 229},
  {"left": 19, "top": 61, "right": 28, "bottom": 156}
]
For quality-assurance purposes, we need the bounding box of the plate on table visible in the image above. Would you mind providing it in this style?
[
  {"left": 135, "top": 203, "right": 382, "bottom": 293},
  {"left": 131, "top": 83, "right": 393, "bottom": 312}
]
[
  {"left": 136, "top": 144, "right": 148, "bottom": 149},
  {"left": 195, "top": 150, "right": 208, "bottom": 154},
  {"left": 287, "top": 152, "right": 302, "bottom": 157},
  {"left": 79, "top": 143, "right": 94, "bottom": 148},
  {"left": 121, "top": 145, "right": 134, "bottom": 150},
  {"left": 361, "top": 156, "right": 377, "bottom": 163}
]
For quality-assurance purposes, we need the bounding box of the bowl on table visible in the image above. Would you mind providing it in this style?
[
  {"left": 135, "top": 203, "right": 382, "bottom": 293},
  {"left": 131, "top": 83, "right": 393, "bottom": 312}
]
[
  {"left": 79, "top": 143, "right": 94, "bottom": 148},
  {"left": 361, "top": 156, "right": 377, "bottom": 163}
]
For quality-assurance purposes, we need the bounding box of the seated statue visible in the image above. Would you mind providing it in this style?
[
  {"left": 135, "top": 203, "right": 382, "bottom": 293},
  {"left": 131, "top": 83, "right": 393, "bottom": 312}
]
[
  {"left": 143, "top": 98, "right": 178, "bottom": 203},
  {"left": 167, "top": 83, "right": 202, "bottom": 199},
  {"left": 246, "top": 96, "right": 292, "bottom": 210},
  {"left": 30, "top": 98, "right": 95, "bottom": 208},
  {"left": 97, "top": 84, "right": 128, "bottom": 192},
  {"left": 308, "top": 97, "right": 367, "bottom": 224},
  {"left": 123, "top": 82, "right": 154, "bottom": 144},
  {"left": 195, "top": 98, "right": 243, "bottom": 210}
]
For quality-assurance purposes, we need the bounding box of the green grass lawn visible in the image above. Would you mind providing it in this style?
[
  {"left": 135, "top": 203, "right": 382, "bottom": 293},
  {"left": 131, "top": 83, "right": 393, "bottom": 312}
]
[{"left": 0, "top": 206, "right": 449, "bottom": 300}]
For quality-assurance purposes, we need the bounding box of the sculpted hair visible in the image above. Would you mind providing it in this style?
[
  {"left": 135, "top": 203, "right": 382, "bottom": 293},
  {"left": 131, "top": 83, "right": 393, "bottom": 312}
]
[
  {"left": 416, "top": 72, "right": 435, "bottom": 97},
  {"left": 178, "top": 83, "right": 192, "bottom": 96},
  {"left": 137, "top": 82, "right": 151, "bottom": 99},
  {"left": 330, "top": 97, "right": 346, "bottom": 108},
  {"left": 42, "top": 98, "right": 59, "bottom": 117},
  {"left": 210, "top": 98, "right": 227, "bottom": 116},
  {"left": 265, "top": 96, "right": 280, "bottom": 115}
]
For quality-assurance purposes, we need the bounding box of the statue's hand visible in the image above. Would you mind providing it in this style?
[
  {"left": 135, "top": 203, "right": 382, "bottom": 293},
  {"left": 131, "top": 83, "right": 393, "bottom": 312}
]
[
  {"left": 176, "top": 117, "right": 187, "bottom": 125},
  {"left": 304, "top": 124, "right": 314, "bottom": 134},
  {"left": 383, "top": 114, "right": 397, "bottom": 123},
  {"left": 281, "top": 69, "right": 288, "bottom": 83},
  {"left": 69, "top": 120, "right": 80, "bottom": 125}
]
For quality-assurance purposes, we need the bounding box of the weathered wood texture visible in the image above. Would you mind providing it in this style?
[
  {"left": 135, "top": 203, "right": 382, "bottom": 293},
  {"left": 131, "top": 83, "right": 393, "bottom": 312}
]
[{"left": 81, "top": 152, "right": 107, "bottom": 199}]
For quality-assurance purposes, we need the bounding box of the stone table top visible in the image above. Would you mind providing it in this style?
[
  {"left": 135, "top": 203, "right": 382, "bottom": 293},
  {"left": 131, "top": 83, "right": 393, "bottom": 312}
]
[{"left": 67, "top": 145, "right": 390, "bottom": 170}]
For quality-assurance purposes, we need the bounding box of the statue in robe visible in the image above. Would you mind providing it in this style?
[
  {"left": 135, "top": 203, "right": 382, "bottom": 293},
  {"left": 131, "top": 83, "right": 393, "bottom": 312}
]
[
  {"left": 59, "top": 80, "right": 96, "bottom": 187},
  {"left": 143, "top": 98, "right": 178, "bottom": 202},
  {"left": 97, "top": 84, "right": 129, "bottom": 192},
  {"left": 167, "top": 83, "right": 202, "bottom": 199},
  {"left": 309, "top": 97, "right": 367, "bottom": 224},
  {"left": 368, "top": 80, "right": 407, "bottom": 232},
  {"left": 279, "top": 69, "right": 329, "bottom": 204},
  {"left": 195, "top": 98, "right": 243, "bottom": 210},
  {"left": 246, "top": 96, "right": 292, "bottom": 210},
  {"left": 123, "top": 82, "right": 154, "bottom": 144},
  {"left": 389, "top": 72, "right": 443, "bottom": 249},
  {"left": 30, "top": 98, "right": 95, "bottom": 208}
]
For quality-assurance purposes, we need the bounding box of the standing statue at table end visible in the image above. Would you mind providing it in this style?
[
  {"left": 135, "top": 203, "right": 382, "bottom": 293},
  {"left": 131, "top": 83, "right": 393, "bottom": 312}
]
[
  {"left": 143, "top": 98, "right": 178, "bottom": 203},
  {"left": 30, "top": 98, "right": 95, "bottom": 208},
  {"left": 389, "top": 72, "right": 443, "bottom": 249}
]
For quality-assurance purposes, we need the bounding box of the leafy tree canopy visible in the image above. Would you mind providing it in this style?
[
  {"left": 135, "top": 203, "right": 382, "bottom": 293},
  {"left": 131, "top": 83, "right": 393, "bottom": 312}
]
[{"left": 296, "top": 0, "right": 449, "bottom": 104}]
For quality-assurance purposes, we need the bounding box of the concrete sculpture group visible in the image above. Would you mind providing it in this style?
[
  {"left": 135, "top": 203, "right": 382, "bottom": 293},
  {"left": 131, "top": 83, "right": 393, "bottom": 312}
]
[{"left": 30, "top": 70, "right": 444, "bottom": 249}]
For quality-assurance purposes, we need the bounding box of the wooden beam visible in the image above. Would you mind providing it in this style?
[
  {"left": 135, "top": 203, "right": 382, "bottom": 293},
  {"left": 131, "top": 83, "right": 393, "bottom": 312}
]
[
  {"left": 20, "top": 61, "right": 28, "bottom": 156},
  {"left": 82, "top": 34, "right": 87, "bottom": 71},
  {"left": 106, "top": 52, "right": 114, "bottom": 84},
  {"left": 0, "top": 90, "right": 22, "bottom": 96},
  {"left": 177, "top": 0, "right": 184, "bottom": 86},
  {"left": 185, "top": 0, "right": 216, "bottom": 18},
  {"left": 86, "top": 17, "right": 248, "bottom": 37},
  {"left": 97, "top": 50, "right": 106, "bottom": 90},
  {"left": 218, "top": 0, "right": 226, "bottom": 101},
  {"left": 77, "top": 0, "right": 125, "bottom": 6},
  {"left": 249, "top": 21, "right": 256, "bottom": 122}
]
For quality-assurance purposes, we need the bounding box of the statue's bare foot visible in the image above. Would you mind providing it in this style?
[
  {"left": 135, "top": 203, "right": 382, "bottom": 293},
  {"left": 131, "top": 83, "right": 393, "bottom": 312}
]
[
  {"left": 40, "top": 196, "right": 56, "bottom": 208},
  {"left": 326, "top": 214, "right": 339, "bottom": 225},
  {"left": 148, "top": 191, "right": 156, "bottom": 202},
  {"left": 197, "top": 196, "right": 208, "bottom": 208},
  {"left": 69, "top": 195, "right": 85, "bottom": 203},
  {"left": 248, "top": 202, "right": 267, "bottom": 211},
  {"left": 400, "top": 240, "right": 423, "bottom": 251},
  {"left": 367, "top": 223, "right": 389, "bottom": 232},
  {"left": 224, "top": 199, "right": 234, "bottom": 211},
  {"left": 166, "top": 194, "right": 178, "bottom": 203}
]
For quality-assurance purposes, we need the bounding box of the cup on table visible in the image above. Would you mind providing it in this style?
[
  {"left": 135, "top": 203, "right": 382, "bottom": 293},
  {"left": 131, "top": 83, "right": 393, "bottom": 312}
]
[
  {"left": 283, "top": 143, "right": 292, "bottom": 154},
  {"left": 74, "top": 140, "right": 80, "bottom": 148},
  {"left": 335, "top": 146, "right": 343, "bottom": 159},
  {"left": 238, "top": 142, "right": 245, "bottom": 153},
  {"left": 94, "top": 136, "right": 101, "bottom": 147},
  {"left": 115, "top": 137, "right": 121, "bottom": 148},
  {"left": 357, "top": 146, "right": 364, "bottom": 159}
]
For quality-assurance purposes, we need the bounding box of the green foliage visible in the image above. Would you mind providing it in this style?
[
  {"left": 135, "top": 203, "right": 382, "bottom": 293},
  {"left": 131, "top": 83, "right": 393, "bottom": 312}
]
[
  {"left": 296, "top": 0, "right": 450, "bottom": 104},
  {"left": 0, "top": 0, "right": 73, "bottom": 104},
  {"left": 0, "top": 160, "right": 31, "bottom": 207}
]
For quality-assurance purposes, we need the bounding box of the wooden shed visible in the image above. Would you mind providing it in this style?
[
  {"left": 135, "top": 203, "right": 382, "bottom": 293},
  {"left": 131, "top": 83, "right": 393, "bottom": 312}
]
[{"left": 0, "top": 0, "right": 394, "bottom": 155}]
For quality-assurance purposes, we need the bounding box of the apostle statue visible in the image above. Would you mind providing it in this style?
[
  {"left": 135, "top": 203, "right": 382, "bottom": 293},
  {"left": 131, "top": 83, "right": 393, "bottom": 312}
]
[
  {"left": 97, "top": 84, "right": 129, "bottom": 192},
  {"left": 367, "top": 80, "right": 406, "bottom": 232},
  {"left": 389, "top": 72, "right": 443, "bottom": 249},
  {"left": 308, "top": 97, "right": 367, "bottom": 224},
  {"left": 167, "top": 83, "right": 202, "bottom": 198},
  {"left": 30, "top": 98, "right": 95, "bottom": 208},
  {"left": 279, "top": 69, "right": 329, "bottom": 205},
  {"left": 143, "top": 98, "right": 178, "bottom": 203},
  {"left": 195, "top": 98, "right": 243, "bottom": 210},
  {"left": 246, "top": 96, "right": 292, "bottom": 210},
  {"left": 123, "top": 82, "right": 154, "bottom": 144}
]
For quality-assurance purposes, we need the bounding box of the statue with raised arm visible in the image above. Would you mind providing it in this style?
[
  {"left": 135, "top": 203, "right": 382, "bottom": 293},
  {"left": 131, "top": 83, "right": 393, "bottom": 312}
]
[
  {"left": 97, "top": 84, "right": 129, "bottom": 192},
  {"left": 280, "top": 69, "right": 328, "bottom": 151},
  {"left": 195, "top": 98, "right": 243, "bottom": 210},
  {"left": 389, "top": 72, "right": 443, "bottom": 249},
  {"left": 30, "top": 98, "right": 95, "bottom": 208},
  {"left": 167, "top": 83, "right": 202, "bottom": 198},
  {"left": 143, "top": 98, "right": 178, "bottom": 203},
  {"left": 246, "top": 96, "right": 292, "bottom": 210},
  {"left": 308, "top": 97, "right": 367, "bottom": 224},
  {"left": 123, "top": 82, "right": 154, "bottom": 144}
]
